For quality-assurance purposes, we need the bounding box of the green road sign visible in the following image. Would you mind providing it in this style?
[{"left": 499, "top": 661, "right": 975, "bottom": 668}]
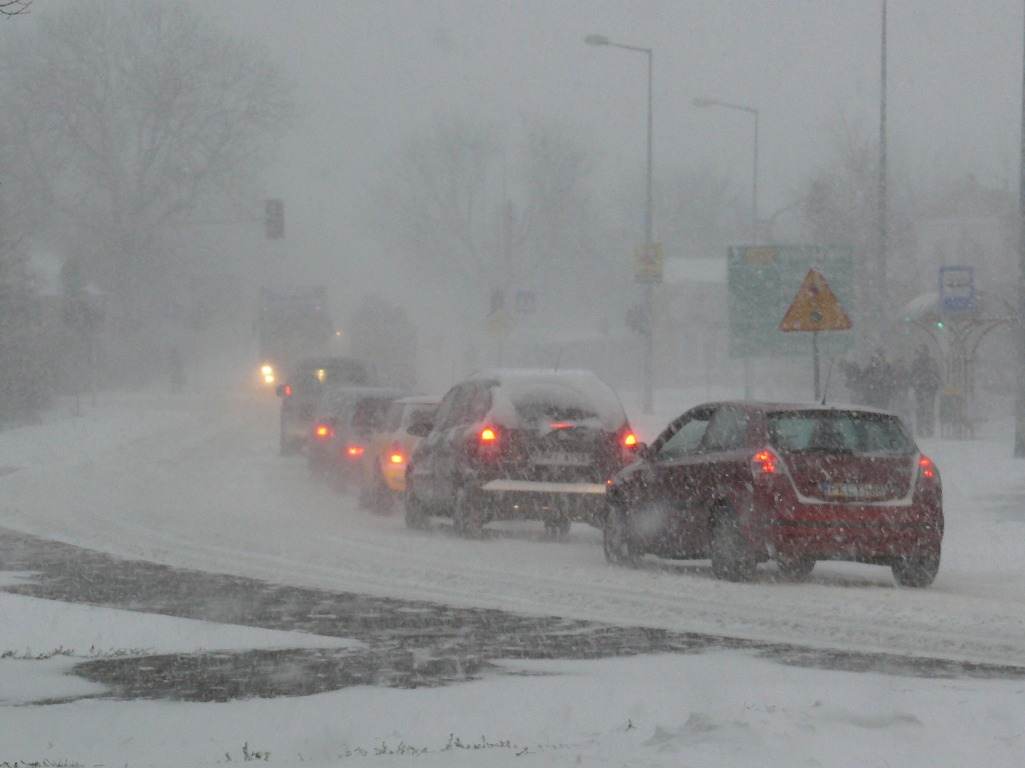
[{"left": 727, "top": 245, "right": 854, "bottom": 358}]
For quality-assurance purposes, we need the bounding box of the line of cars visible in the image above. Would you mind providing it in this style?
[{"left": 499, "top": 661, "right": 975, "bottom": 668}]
[{"left": 277, "top": 361, "right": 944, "bottom": 587}]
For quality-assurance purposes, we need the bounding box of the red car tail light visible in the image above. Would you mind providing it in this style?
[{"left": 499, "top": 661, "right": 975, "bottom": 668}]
[
  {"left": 622, "top": 432, "right": 638, "bottom": 448},
  {"left": 751, "top": 447, "right": 780, "bottom": 478},
  {"left": 480, "top": 426, "right": 498, "bottom": 444},
  {"left": 283, "top": 384, "right": 293, "bottom": 397},
  {"left": 313, "top": 423, "right": 333, "bottom": 440},
  {"left": 346, "top": 444, "right": 365, "bottom": 459},
  {"left": 389, "top": 451, "right": 405, "bottom": 465}
]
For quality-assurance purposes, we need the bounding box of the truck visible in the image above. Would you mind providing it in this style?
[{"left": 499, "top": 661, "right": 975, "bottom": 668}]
[{"left": 254, "top": 286, "right": 333, "bottom": 389}]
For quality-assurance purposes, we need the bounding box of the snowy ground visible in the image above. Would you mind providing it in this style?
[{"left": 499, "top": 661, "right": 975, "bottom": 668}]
[
  {"left": 1, "top": 590, "right": 1023, "bottom": 766},
  {"left": 1, "top": 390, "right": 1024, "bottom": 765}
]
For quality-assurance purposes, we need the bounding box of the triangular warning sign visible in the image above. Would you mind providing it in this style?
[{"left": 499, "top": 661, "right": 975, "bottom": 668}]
[{"left": 779, "top": 268, "right": 852, "bottom": 332}]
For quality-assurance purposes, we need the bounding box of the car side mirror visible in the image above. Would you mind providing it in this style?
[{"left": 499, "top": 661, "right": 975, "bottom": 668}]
[{"left": 407, "top": 419, "right": 433, "bottom": 437}]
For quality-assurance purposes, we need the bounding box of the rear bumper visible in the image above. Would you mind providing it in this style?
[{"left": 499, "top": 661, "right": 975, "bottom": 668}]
[
  {"left": 479, "top": 479, "right": 607, "bottom": 524},
  {"left": 766, "top": 503, "right": 942, "bottom": 561},
  {"left": 381, "top": 463, "right": 406, "bottom": 493}
]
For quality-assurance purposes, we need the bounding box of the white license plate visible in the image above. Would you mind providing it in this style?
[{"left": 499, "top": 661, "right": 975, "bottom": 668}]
[
  {"left": 819, "top": 482, "right": 887, "bottom": 499},
  {"left": 532, "top": 451, "right": 592, "bottom": 467}
]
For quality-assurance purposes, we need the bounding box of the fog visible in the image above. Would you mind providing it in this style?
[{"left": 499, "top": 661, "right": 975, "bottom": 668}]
[
  {"left": 2, "top": 0, "right": 1023, "bottom": 406},
  {"left": 5, "top": 4, "right": 1025, "bottom": 765}
]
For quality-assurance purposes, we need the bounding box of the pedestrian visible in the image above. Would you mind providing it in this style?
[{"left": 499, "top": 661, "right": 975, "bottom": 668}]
[{"left": 909, "top": 345, "right": 942, "bottom": 437}]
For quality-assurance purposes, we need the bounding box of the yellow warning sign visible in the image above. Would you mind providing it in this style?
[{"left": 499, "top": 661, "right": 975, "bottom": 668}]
[{"left": 779, "top": 268, "right": 852, "bottom": 332}]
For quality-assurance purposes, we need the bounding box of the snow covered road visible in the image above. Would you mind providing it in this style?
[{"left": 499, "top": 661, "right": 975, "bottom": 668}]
[{"left": 2, "top": 392, "right": 1024, "bottom": 668}]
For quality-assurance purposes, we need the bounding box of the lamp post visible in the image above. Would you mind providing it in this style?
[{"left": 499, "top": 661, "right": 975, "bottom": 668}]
[
  {"left": 586, "top": 33, "right": 656, "bottom": 415},
  {"left": 694, "top": 96, "right": 760, "bottom": 398}
]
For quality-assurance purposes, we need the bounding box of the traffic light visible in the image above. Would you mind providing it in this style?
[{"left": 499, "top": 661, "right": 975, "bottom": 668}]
[{"left": 265, "top": 198, "right": 284, "bottom": 239}]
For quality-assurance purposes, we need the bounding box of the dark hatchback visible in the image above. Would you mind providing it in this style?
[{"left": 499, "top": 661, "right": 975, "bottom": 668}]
[
  {"left": 277, "top": 357, "right": 375, "bottom": 455},
  {"left": 405, "top": 369, "right": 638, "bottom": 537},
  {"left": 604, "top": 402, "right": 943, "bottom": 586}
]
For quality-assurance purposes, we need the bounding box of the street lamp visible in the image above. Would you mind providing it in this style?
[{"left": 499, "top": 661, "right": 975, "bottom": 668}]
[
  {"left": 693, "top": 95, "right": 760, "bottom": 400},
  {"left": 586, "top": 33, "right": 656, "bottom": 415}
]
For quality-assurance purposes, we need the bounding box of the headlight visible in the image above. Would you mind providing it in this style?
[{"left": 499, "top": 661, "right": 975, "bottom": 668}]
[{"left": 260, "top": 364, "right": 275, "bottom": 385}]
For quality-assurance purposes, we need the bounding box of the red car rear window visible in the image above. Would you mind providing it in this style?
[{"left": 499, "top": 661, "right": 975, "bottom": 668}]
[{"left": 767, "top": 411, "right": 914, "bottom": 456}]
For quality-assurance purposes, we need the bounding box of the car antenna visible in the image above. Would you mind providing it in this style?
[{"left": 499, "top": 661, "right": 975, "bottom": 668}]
[{"left": 821, "top": 359, "right": 834, "bottom": 405}]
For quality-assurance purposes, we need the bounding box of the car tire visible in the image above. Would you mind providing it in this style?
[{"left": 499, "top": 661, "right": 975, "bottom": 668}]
[
  {"left": 544, "top": 517, "right": 571, "bottom": 540},
  {"left": 603, "top": 505, "right": 639, "bottom": 567},
  {"left": 891, "top": 547, "right": 940, "bottom": 588},
  {"left": 370, "top": 469, "right": 395, "bottom": 514},
  {"left": 404, "top": 487, "right": 428, "bottom": 530},
  {"left": 776, "top": 556, "right": 815, "bottom": 581},
  {"left": 453, "top": 486, "right": 485, "bottom": 539},
  {"left": 710, "top": 511, "right": 756, "bottom": 582},
  {"left": 279, "top": 419, "right": 295, "bottom": 456}
]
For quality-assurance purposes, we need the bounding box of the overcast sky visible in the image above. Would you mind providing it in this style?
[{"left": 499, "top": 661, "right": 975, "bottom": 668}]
[{"left": 29, "top": 0, "right": 1025, "bottom": 304}]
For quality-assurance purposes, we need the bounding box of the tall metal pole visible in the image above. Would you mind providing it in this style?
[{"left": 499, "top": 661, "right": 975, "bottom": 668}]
[
  {"left": 752, "top": 110, "right": 759, "bottom": 242},
  {"left": 1015, "top": 0, "right": 1025, "bottom": 457},
  {"left": 642, "top": 48, "right": 655, "bottom": 415},
  {"left": 585, "top": 35, "right": 656, "bottom": 413},
  {"left": 744, "top": 109, "right": 760, "bottom": 399},
  {"left": 878, "top": 0, "right": 889, "bottom": 337}
]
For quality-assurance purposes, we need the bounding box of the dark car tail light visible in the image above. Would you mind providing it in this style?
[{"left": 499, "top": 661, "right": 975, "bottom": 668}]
[
  {"left": 313, "top": 423, "right": 333, "bottom": 440},
  {"left": 917, "top": 454, "right": 938, "bottom": 483},
  {"left": 751, "top": 447, "right": 780, "bottom": 479}
]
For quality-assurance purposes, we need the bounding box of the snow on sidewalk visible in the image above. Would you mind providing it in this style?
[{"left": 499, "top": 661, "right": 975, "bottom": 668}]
[
  {"left": 1, "top": 649, "right": 1023, "bottom": 767},
  {"left": 0, "top": 588, "right": 357, "bottom": 706}
]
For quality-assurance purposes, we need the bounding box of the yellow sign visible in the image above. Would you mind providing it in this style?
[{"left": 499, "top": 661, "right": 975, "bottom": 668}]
[
  {"left": 779, "top": 268, "right": 852, "bottom": 332},
  {"left": 634, "top": 243, "right": 664, "bottom": 284},
  {"left": 487, "top": 308, "right": 512, "bottom": 338},
  {"left": 743, "top": 247, "right": 778, "bottom": 266}
]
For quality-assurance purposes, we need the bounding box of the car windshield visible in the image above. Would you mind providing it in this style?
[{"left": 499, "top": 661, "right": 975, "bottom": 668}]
[{"left": 767, "top": 410, "right": 915, "bottom": 456}]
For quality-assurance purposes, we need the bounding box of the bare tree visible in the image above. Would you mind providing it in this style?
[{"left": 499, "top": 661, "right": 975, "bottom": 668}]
[
  {"left": 0, "top": 1, "right": 30, "bottom": 17},
  {"left": 799, "top": 118, "right": 914, "bottom": 340},
  {"left": 375, "top": 113, "right": 501, "bottom": 291},
  {"left": 0, "top": 0, "right": 290, "bottom": 341}
]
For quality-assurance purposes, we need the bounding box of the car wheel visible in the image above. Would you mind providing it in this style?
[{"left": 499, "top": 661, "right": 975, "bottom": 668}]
[
  {"left": 891, "top": 547, "right": 940, "bottom": 587},
  {"left": 453, "top": 486, "right": 485, "bottom": 539},
  {"left": 544, "top": 517, "right": 571, "bottom": 540},
  {"left": 279, "top": 419, "right": 295, "bottom": 456},
  {"left": 370, "top": 470, "right": 395, "bottom": 514},
  {"left": 404, "top": 487, "right": 428, "bottom": 530},
  {"left": 603, "top": 505, "right": 639, "bottom": 567},
  {"left": 710, "top": 511, "right": 756, "bottom": 582},
  {"left": 776, "top": 556, "right": 815, "bottom": 581}
]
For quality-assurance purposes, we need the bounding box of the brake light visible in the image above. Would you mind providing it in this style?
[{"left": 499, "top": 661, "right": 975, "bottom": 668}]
[
  {"left": 622, "top": 432, "right": 638, "bottom": 448},
  {"left": 751, "top": 448, "right": 779, "bottom": 476},
  {"left": 314, "top": 423, "right": 333, "bottom": 440},
  {"left": 480, "top": 427, "right": 497, "bottom": 444},
  {"left": 346, "top": 444, "right": 365, "bottom": 458},
  {"left": 389, "top": 451, "right": 405, "bottom": 465},
  {"left": 283, "top": 384, "right": 293, "bottom": 397},
  {"left": 550, "top": 421, "right": 573, "bottom": 430},
  {"left": 918, "top": 455, "right": 936, "bottom": 480}
]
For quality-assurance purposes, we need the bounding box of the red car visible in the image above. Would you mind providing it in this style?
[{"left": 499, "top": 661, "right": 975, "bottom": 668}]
[{"left": 604, "top": 402, "right": 942, "bottom": 586}]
